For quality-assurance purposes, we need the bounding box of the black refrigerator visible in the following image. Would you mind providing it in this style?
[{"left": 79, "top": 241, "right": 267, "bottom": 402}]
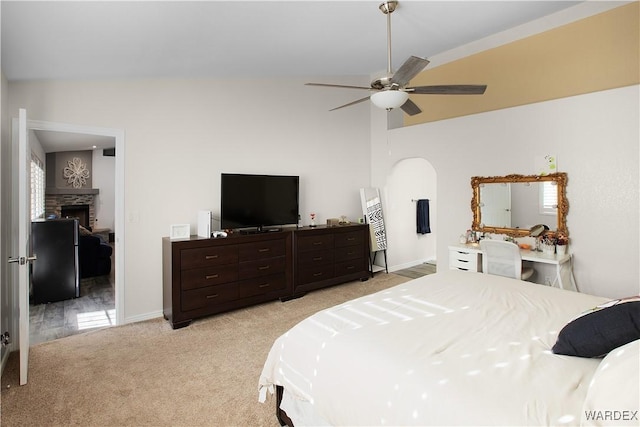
[{"left": 31, "top": 219, "right": 80, "bottom": 304}]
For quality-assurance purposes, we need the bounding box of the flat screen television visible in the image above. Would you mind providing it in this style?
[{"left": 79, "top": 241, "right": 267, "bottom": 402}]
[{"left": 220, "top": 173, "right": 299, "bottom": 231}]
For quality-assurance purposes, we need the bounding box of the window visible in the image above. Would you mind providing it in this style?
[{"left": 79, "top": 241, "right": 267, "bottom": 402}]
[
  {"left": 31, "top": 155, "right": 45, "bottom": 220},
  {"left": 539, "top": 181, "right": 558, "bottom": 215}
]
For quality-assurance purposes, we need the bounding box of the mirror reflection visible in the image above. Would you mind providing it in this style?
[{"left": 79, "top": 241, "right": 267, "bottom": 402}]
[{"left": 471, "top": 173, "right": 568, "bottom": 237}]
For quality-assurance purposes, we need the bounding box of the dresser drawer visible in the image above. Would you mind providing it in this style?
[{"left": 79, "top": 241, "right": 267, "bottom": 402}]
[
  {"left": 334, "top": 231, "right": 364, "bottom": 247},
  {"left": 297, "top": 234, "right": 334, "bottom": 252},
  {"left": 180, "top": 264, "right": 238, "bottom": 291},
  {"left": 335, "top": 245, "right": 363, "bottom": 262},
  {"left": 239, "top": 256, "right": 286, "bottom": 280},
  {"left": 180, "top": 245, "right": 238, "bottom": 270},
  {"left": 181, "top": 283, "right": 238, "bottom": 312},
  {"left": 239, "top": 239, "right": 286, "bottom": 261},
  {"left": 335, "top": 259, "right": 364, "bottom": 277},
  {"left": 297, "top": 264, "right": 334, "bottom": 285},
  {"left": 297, "top": 249, "right": 334, "bottom": 267},
  {"left": 238, "top": 273, "right": 287, "bottom": 299}
]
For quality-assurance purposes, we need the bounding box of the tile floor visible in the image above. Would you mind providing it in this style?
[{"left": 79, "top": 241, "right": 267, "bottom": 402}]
[
  {"left": 29, "top": 274, "right": 115, "bottom": 346},
  {"left": 394, "top": 261, "right": 437, "bottom": 279}
]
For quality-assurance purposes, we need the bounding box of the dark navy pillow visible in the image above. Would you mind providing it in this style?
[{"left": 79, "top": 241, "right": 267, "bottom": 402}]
[{"left": 552, "top": 298, "right": 640, "bottom": 358}]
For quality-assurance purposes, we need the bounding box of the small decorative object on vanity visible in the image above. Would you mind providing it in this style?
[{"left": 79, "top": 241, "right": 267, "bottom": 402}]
[
  {"left": 310, "top": 213, "right": 316, "bottom": 227},
  {"left": 556, "top": 233, "right": 569, "bottom": 255},
  {"left": 540, "top": 234, "right": 557, "bottom": 255}
]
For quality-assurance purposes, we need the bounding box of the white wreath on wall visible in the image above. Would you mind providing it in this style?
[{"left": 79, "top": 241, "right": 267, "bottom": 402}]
[{"left": 63, "top": 157, "right": 90, "bottom": 189}]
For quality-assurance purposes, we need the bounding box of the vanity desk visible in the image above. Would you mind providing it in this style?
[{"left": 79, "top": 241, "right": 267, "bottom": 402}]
[{"left": 449, "top": 243, "right": 577, "bottom": 292}]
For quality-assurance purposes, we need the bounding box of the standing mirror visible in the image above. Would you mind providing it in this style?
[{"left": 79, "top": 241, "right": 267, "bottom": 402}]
[{"left": 471, "top": 173, "right": 568, "bottom": 237}]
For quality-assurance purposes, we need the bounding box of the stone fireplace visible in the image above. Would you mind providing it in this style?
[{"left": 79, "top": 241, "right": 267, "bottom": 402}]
[{"left": 46, "top": 192, "right": 98, "bottom": 229}]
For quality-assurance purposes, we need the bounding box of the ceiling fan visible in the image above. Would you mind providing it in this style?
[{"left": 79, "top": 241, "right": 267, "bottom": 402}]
[{"left": 306, "top": 0, "right": 487, "bottom": 116}]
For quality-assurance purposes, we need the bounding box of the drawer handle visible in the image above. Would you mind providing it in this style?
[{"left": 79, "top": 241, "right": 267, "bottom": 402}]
[
  {"left": 312, "top": 257, "right": 323, "bottom": 261},
  {"left": 258, "top": 283, "right": 270, "bottom": 288},
  {"left": 458, "top": 251, "right": 470, "bottom": 255},
  {"left": 258, "top": 248, "right": 270, "bottom": 252},
  {"left": 258, "top": 265, "right": 270, "bottom": 270},
  {"left": 206, "top": 294, "right": 219, "bottom": 299},
  {"left": 347, "top": 251, "right": 355, "bottom": 255},
  {"left": 457, "top": 259, "right": 469, "bottom": 263},
  {"left": 346, "top": 266, "right": 354, "bottom": 270},
  {"left": 205, "top": 255, "right": 219, "bottom": 260},
  {"left": 205, "top": 274, "right": 219, "bottom": 279},
  {"left": 347, "top": 237, "right": 355, "bottom": 241},
  {"left": 312, "top": 242, "right": 323, "bottom": 246},
  {"left": 313, "top": 272, "right": 323, "bottom": 277}
]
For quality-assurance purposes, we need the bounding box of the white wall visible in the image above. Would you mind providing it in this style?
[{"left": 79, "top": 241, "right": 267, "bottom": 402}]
[
  {"left": 92, "top": 149, "right": 115, "bottom": 231},
  {"left": 8, "top": 77, "right": 372, "bottom": 322},
  {"left": 372, "top": 85, "right": 640, "bottom": 299}
]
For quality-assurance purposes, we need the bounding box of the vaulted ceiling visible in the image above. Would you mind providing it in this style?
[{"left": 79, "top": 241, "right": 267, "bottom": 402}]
[{"left": 2, "top": 1, "right": 584, "bottom": 81}]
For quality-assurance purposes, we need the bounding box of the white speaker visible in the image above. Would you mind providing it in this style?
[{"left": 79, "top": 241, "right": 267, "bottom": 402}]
[{"left": 197, "top": 210, "right": 212, "bottom": 238}]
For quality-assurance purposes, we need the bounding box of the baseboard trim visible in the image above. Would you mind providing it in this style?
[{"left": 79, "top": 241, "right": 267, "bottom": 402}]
[{"left": 123, "top": 310, "right": 163, "bottom": 325}]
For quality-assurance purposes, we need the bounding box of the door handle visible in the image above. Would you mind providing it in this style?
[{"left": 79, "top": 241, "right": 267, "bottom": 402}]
[{"left": 7, "top": 255, "right": 37, "bottom": 265}]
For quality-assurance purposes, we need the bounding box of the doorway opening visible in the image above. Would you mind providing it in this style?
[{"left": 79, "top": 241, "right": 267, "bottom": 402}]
[
  {"left": 26, "top": 120, "right": 124, "bottom": 345},
  {"left": 386, "top": 157, "right": 437, "bottom": 270}
]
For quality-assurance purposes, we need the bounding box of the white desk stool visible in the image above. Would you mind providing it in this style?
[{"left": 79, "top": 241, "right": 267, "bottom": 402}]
[{"left": 480, "top": 239, "right": 534, "bottom": 281}]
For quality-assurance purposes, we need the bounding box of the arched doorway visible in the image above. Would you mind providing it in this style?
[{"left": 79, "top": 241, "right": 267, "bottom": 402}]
[{"left": 385, "top": 157, "right": 437, "bottom": 269}]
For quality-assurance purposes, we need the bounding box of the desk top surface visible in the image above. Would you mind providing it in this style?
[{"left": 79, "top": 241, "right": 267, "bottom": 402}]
[{"left": 449, "top": 243, "right": 571, "bottom": 265}]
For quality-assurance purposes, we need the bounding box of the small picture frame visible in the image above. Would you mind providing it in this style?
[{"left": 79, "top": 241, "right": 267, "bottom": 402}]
[{"left": 169, "top": 224, "right": 190, "bottom": 240}]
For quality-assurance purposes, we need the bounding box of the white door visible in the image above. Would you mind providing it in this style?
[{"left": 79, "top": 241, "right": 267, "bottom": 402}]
[{"left": 8, "top": 109, "right": 34, "bottom": 385}]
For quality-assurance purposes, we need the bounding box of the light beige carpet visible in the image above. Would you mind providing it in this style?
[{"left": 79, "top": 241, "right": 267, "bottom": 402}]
[{"left": 1, "top": 273, "right": 409, "bottom": 427}]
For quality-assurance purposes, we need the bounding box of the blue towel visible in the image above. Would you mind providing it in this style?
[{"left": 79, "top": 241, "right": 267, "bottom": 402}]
[{"left": 416, "top": 199, "right": 431, "bottom": 234}]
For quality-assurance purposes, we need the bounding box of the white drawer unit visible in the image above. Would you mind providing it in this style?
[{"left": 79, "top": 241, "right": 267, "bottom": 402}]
[{"left": 448, "top": 245, "right": 482, "bottom": 272}]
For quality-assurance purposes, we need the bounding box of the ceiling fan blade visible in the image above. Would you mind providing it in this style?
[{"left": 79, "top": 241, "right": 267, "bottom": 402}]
[
  {"left": 305, "top": 83, "right": 372, "bottom": 91},
  {"left": 408, "top": 85, "right": 487, "bottom": 95},
  {"left": 328, "top": 96, "right": 371, "bottom": 111},
  {"left": 390, "top": 56, "right": 430, "bottom": 87},
  {"left": 400, "top": 98, "right": 422, "bottom": 116}
]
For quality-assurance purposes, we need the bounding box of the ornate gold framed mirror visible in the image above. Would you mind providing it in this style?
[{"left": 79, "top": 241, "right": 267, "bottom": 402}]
[{"left": 471, "top": 173, "right": 568, "bottom": 237}]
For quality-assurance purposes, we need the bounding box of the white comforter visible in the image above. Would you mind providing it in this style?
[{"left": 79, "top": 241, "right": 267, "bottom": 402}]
[{"left": 259, "top": 270, "right": 610, "bottom": 426}]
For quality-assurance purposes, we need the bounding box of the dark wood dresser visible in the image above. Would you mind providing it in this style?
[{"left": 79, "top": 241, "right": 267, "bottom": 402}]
[
  {"left": 162, "top": 231, "right": 293, "bottom": 329},
  {"left": 293, "top": 224, "right": 369, "bottom": 298},
  {"left": 162, "top": 223, "right": 369, "bottom": 328}
]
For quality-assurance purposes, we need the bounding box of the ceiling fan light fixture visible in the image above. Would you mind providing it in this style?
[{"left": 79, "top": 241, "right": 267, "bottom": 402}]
[{"left": 370, "top": 90, "right": 409, "bottom": 111}]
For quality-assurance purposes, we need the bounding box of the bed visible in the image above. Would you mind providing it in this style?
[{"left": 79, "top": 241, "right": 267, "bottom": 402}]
[{"left": 259, "top": 270, "right": 640, "bottom": 426}]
